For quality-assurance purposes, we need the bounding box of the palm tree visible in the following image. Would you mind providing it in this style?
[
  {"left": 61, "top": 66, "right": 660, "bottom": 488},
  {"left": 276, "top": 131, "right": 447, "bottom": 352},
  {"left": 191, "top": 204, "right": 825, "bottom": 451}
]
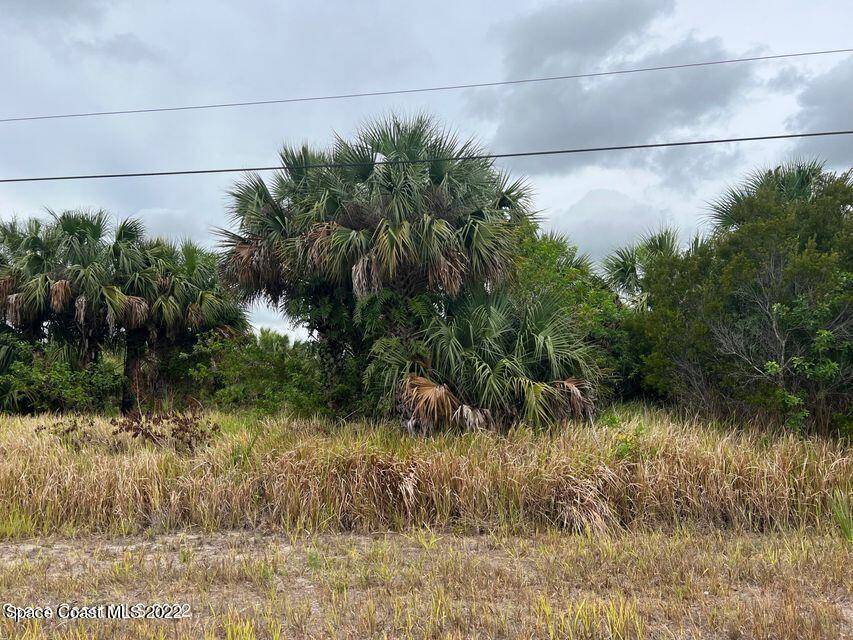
[
  {"left": 0, "top": 218, "right": 55, "bottom": 340},
  {"left": 120, "top": 238, "right": 247, "bottom": 411},
  {"left": 708, "top": 159, "right": 826, "bottom": 232},
  {"left": 602, "top": 228, "right": 680, "bottom": 306},
  {"left": 0, "top": 210, "right": 246, "bottom": 411},
  {"left": 366, "top": 292, "right": 601, "bottom": 430},
  {"left": 0, "top": 211, "right": 125, "bottom": 361},
  {"left": 219, "top": 114, "right": 533, "bottom": 354}
]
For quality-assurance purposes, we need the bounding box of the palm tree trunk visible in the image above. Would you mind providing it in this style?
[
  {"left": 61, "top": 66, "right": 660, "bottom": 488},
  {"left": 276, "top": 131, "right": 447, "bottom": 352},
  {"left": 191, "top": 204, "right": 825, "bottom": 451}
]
[{"left": 121, "top": 328, "right": 146, "bottom": 413}]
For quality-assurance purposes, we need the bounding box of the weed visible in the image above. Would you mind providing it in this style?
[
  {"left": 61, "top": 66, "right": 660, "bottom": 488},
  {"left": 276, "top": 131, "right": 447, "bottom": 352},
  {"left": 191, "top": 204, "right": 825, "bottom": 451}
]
[
  {"left": 110, "top": 409, "right": 220, "bottom": 453},
  {"left": 829, "top": 490, "right": 852, "bottom": 542}
]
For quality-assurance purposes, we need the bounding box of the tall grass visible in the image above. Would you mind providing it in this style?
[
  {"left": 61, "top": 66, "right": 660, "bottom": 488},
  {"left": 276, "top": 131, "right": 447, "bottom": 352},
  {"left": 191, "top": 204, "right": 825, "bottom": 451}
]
[{"left": 0, "top": 406, "right": 848, "bottom": 537}]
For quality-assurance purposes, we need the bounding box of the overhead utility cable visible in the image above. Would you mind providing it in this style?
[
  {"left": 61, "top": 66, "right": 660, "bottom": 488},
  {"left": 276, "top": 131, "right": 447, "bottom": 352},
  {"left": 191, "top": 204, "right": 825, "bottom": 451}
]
[
  {"left": 1, "top": 129, "right": 850, "bottom": 184},
  {"left": 1, "top": 48, "right": 850, "bottom": 124}
]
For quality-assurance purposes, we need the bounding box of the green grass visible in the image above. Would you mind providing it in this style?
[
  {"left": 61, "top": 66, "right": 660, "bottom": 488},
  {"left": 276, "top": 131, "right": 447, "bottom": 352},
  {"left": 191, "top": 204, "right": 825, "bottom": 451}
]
[{"left": 829, "top": 490, "right": 853, "bottom": 542}]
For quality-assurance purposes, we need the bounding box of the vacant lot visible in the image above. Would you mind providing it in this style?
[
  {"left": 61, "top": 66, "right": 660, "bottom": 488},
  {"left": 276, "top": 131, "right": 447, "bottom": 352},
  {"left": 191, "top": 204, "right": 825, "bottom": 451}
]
[
  {"left": 0, "top": 530, "right": 849, "bottom": 639},
  {"left": 0, "top": 406, "right": 849, "bottom": 639}
]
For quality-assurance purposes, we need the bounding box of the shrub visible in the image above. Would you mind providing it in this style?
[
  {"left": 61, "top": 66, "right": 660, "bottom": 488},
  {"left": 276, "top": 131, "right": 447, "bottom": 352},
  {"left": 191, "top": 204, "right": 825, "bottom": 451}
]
[
  {"left": 0, "top": 338, "right": 123, "bottom": 413},
  {"left": 622, "top": 162, "right": 852, "bottom": 433},
  {"left": 511, "top": 227, "right": 630, "bottom": 397},
  {"left": 182, "top": 329, "right": 327, "bottom": 416},
  {"left": 367, "top": 291, "right": 602, "bottom": 430}
]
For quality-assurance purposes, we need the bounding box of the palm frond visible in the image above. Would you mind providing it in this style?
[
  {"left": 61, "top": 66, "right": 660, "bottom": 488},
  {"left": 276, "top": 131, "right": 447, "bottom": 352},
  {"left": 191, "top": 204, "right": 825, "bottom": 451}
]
[
  {"left": 402, "top": 374, "right": 459, "bottom": 428},
  {"left": 50, "top": 279, "right": 71, "bottom": 312}
]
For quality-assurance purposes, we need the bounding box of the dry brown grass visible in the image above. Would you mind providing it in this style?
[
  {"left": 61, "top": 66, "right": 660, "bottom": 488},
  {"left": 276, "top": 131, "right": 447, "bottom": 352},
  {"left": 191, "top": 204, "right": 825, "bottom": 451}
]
[
  {"left": 0, "top": 405, "right": 849, "bottom": 538},
  {"left": 0, "top": 406, "right": 849, "bottom": 638},
  {"left": 0, "top": 530, "right": 848, "bottom": 639}
]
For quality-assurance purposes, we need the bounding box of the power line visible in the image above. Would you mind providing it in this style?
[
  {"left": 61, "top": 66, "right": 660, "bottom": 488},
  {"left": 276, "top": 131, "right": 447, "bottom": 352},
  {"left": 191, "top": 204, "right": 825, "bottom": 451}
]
[
  {"left": 1, "top": 129, "right": 850, "bottom": 184},
  {"left": 2, "top": 48, "right": 851, "bottom": 124}
]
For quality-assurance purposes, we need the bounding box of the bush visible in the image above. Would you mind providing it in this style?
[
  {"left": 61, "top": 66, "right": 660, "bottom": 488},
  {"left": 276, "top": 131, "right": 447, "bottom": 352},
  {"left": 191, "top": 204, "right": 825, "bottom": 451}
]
[
  {"left": 367, "top": 291, "right": 602, "bottom": 430},
  {"left": 0, "top": 337, "right": 123, "bottom": 413},
  {"left": 626, "top": 162, "right": 852, "bottom": 433},
  {"left": 511, "top": 228, "right": 630, "bottom": 398},
  {"left": 182, "top": 329, "right": 327, "bottom": 416}
]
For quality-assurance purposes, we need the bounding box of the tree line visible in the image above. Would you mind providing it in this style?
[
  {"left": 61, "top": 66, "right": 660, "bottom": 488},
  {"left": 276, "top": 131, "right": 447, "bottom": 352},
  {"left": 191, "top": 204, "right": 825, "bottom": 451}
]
[{"left": 0, "top": 116, "right": 849, "bottom": 433}]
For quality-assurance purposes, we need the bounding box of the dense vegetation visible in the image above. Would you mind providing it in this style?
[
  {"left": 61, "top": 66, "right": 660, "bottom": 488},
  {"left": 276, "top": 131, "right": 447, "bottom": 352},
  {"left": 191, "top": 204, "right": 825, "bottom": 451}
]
[
  {"left": 0, "top": 117, "right": 849, "bottom": 434},
  {"left": 0, "top": 211, "right": 245, "bottom": 412},
  {"left": 608, "top": 162, "right": 852, "bottom": 432}
]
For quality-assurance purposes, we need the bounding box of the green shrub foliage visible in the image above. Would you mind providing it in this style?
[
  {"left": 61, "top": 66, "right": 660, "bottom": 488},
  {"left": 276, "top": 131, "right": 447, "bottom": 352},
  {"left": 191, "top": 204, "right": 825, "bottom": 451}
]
[
  {"left": 619, "top": 162, "right": 852, "bottom": 432},
  {"left": 1, "top": 132, "right": 848, "bottom": 434},
  {"left": 366, "top": 291, "right": 602, "bottom": 430},
  {"left": 0, "top": 334, "right": 122, "bottom": 413},
  {"left": 181, "top": 329, "right": 327, "bottom": 416},
  {"left": 511, "top": 226, "right": 629, "bottom": 397},
  {"left": 220, "top": 115, "right": 611, "bottom": 425}
]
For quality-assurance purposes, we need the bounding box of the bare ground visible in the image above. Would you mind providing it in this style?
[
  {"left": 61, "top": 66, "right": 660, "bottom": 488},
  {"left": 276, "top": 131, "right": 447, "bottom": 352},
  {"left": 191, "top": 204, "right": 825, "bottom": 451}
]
[{"left": 0, "top": 530, "right": 849, "bottom": 639}]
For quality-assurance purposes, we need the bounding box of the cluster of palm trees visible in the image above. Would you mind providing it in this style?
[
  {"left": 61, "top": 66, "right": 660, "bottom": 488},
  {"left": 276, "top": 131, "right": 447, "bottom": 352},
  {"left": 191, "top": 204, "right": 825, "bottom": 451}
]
[
  {"left": 218, "top": 115, "right": 603, "bottom": 428},
  {"left": 0, "top": 210, "right": 244, "bottom": 410}
]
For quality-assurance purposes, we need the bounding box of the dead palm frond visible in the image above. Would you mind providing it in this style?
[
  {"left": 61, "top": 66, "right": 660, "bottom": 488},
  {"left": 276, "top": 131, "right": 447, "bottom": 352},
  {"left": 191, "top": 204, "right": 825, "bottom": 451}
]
[
  {"left": 49, "top": 279, "right": 71, "bottom": 312},
  {"left": 352, "top": 255, "right": 381, "bottom": 299},
  {"left": 402, "top": 374, "right": 459, "bottom": 429},
  {"left": 74, "top": 295, "right": 87, "bottom": 327},
  {"left": 554, "top": 378, "right": 595, "bottom": 422},
  {"left": 0, "top": 275, "right": 15, "bottom": 300},
  {"left": 123, "top": 296, "right": 149, "bottom": 329},
  {"left": 452, "top": 404, "right": 494, "bottom": 431},
  {"left": 6, "top": 293, "right": 23, "bottom": 327}
]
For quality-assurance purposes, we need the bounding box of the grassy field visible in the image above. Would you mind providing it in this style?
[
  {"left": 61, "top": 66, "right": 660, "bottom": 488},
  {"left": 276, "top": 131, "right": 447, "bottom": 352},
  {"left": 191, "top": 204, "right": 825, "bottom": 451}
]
[{"left": 0, "top": 405, "right": 849, "bottom": 638}]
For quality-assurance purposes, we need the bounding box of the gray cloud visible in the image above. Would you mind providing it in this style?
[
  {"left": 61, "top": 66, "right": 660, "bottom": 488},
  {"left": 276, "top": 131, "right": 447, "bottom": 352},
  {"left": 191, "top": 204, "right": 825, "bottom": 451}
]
[
  {"left": 2, "top": 0, "right": 156, "bottom": 66},
  {"left": 497, "top": 0, "right": 674, "bottom": 77},
  {"left": 475, "top": 2, "right": 763, "bottom": 185},
  {"left": 2, "top": 0, "right": 850, "bottom": 332},
  {"left": 64, "top": 33, "right": 161, "bottom": 64},
  {"left": 764, "top": 64, "right": 809, "bottom": 92},
  {"left": 1, "top": 0, "right": 108, "bottom": 25},
  {"left": 544, "top": 189, "right": 670, "bottom": 261},
  {"left": 788, "top": 58, "right": 853, "bottom": 169}
]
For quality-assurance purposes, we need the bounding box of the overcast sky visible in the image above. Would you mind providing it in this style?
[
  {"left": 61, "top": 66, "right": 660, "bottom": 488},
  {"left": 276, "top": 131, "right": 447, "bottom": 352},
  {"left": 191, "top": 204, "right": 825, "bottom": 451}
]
[{"left": 1, "top": 0, "right": 851, "bottom": 334}]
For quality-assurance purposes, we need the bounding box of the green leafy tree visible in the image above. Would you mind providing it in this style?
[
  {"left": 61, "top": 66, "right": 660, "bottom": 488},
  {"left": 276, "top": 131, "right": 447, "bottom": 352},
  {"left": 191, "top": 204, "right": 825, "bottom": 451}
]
[
  {"left": 624, "top": 161, "right": 852, "bottom": 432},
  {"left": 511, "top": 227, "right": 629, "bottom": 397},
  {"left": 179, "top": 328, "right": 326, "bottom": 415},
  {"left": 0, "top": 211, "right": 146, "bottom": 366},
  {"left": 120, "top": 238, "right": 248, "bottom": 411}
]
